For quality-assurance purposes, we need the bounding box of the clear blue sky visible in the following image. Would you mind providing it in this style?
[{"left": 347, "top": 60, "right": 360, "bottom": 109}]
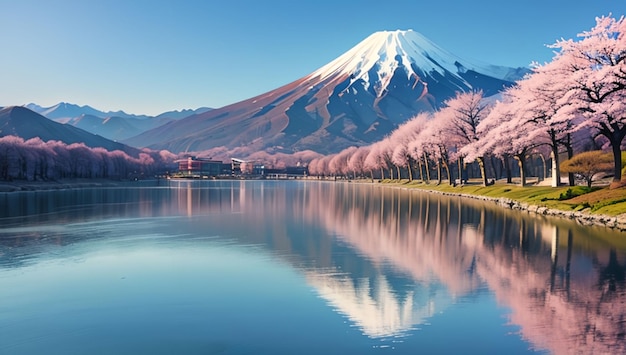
[{"left": 0, "top": 0, "right": 622, "bottom": 116}]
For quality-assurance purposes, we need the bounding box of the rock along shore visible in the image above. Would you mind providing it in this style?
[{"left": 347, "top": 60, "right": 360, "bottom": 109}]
[{"left": 404, "top": 187, "right": 626, "bottom": 232}]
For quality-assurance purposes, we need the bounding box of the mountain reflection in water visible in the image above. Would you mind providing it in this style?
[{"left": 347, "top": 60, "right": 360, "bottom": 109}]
[
  {"left": 300, "top": 182, "right": 626, "bottom": 354},
  {"left": 0, "top": 180, "right": 624, "bottom": 354}
]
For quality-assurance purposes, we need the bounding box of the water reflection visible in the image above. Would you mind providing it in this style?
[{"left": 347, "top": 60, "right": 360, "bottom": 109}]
[
  {"left": 299, "top": 182, "right": 626, "bottom": 354},
  {"left": 305, "top": 270, "right": 452, "bottom": 338},
  {"left": 1, "top": 180, "right": 625, "bottom": 354}
]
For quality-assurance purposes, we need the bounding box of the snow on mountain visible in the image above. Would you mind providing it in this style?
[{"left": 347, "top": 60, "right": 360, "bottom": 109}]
[{"left": 312, "top": 30, "right": 526, "bottom": 96}]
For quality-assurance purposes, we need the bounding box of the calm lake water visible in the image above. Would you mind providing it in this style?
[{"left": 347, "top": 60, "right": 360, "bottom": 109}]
[{"left": 1, "top": 180, "right": 625, "bottom": 354}]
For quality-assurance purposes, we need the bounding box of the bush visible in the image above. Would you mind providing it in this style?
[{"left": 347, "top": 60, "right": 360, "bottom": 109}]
[
  {"left": 558, "top": 186, "right": 597, "bottom": 200},
  {"left": 560, "top": 151, "right": 613, "bottom": 187}
]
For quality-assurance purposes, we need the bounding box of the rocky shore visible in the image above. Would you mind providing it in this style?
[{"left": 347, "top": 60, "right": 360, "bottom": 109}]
[{"left": 424, "top": 189, "right": 626, "bottom": 232}]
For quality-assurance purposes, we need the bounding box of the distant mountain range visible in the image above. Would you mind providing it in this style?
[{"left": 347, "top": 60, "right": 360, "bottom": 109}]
[
  {"left": 0, "top": 106, "right": 140, "bottom": 156},
  {"left": 25, "top": 102, "right": 212, "bottom": 141},
  {"left": 124, "top": 30, "right": 530, "bottom": 155}
]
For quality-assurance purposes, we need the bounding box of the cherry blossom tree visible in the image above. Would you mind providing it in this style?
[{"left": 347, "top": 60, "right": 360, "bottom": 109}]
[
  {"left": 24, "top": 137, "right": 55, "bottom": 180},
  {"left": 417, "top": 112, "right": 453, "bottom": 185},
  {"left": 347, "top": 146, "right": 371, "bottom": 179},
  {"left": 508, "top": 61, "right": 579, "bottom": 186},
  {"left": 307, "top": 157, "right": 322, "bottom": 177},
  {"left": 329, "top": 147, "right": 357, "bottom": 178},
  {"left": 0, "top": 134, "right": 175, "bottom": 181},
  {"left": 407, "top": 113, "right": 434, "bottom": 183},
  {"left": 0, "top": 136, "right": 25, "bottom": 180},
  {"left": 467, "top": 87, "right": 542, "bottom": 186},
  {"left": 48, "top": 140, "right": 71, "bottom": 179},
  {"left": 325, "top": 153, "right": 341, "bottom": 178},
  {"left": 377, "top": 138, "right": 397, "bottom": 180},
  {"left": 390, "top": 113, "right": 428, "bottom": 181},
  {"left": 550, "top": 14, "right": 626, "bottom": 184},
  {"left": 317, "top": 155, "right": 333, "bottom": 178},
  {"left": 444, "top": 90, "right": 492, "bottom": 186},
  {"left": 364, "top": 141, "right": 388, "bottom": 179}
]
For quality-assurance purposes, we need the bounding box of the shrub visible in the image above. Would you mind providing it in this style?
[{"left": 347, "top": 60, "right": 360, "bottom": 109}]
[
  {"left": 560, "top": 151, "right": 613, "bottom": 188},
  {"left": 558, "top": 186, "right": 597, "bottom": 200}
]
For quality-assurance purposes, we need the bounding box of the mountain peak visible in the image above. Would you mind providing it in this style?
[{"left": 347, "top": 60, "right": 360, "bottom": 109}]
[
  {"left": 368, "top": 29, "right": 427, "bottom": 41},
  {"left": 311, "top": 29, "right": 524, "bottom": 96}
]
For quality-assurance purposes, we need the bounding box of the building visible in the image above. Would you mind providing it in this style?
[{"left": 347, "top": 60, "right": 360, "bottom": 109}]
[{"left": 176, "top": 156, "right": 224, "bottom": 177}]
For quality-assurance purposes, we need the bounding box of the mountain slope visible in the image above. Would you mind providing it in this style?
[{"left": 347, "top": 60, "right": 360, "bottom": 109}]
[
  {"left": 65, "top": 114, "right": 143, "bottom": 141},
  {"left": 124, "top": 30, "right": 530, "bottom": 155},
  {"left": 0, "top": 106, "right": 140, "bottom": 156}
]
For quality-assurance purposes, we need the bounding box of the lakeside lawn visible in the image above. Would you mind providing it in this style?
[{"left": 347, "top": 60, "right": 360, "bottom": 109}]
[{"left": 380, "top": 179, "right": 626, "bottom": 217}]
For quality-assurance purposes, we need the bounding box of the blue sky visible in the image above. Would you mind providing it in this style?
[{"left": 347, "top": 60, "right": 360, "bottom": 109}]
[{"left": 0, "top": 0, "right": 622, "bottom": 115}]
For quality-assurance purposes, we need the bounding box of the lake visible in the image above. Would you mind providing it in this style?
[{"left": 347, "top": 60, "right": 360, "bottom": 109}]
[{"left": 1, "top": 180, "right": 625, "bottom": 354}]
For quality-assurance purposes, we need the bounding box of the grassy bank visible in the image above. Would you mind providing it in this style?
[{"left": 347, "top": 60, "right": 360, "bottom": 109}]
[{"left": 379, "top": 179, "right": 626, "bottom": 216}]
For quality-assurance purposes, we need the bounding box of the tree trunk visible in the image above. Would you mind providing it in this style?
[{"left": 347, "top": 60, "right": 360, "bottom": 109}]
[
  {"left": 490, "top": 155, "right": 499, "bottom": 180},
  {"left": 538, "top": 152, "right": 546, "bottom": 182},
  {"left": 397, "top": 165, "right": 401, "bottom": 181},
  {"left": 442, "top": 160, "right": 452, "bottom": 186},
  {"left": 611, "top": 140, "right": 623, "bottom": 184},
  {"left": 566, "top": 133, "right": 575, "bottom": 186},
  {"left": 457, "top": 157, "right": 464, "bottom": 185},
  {"left": 477, "top": 157, "right": 488, "bottom": 186},
  {"left": 417, "top": 160, "right": 424, "bottom": 182},
  {"left": 515, "top": 154, "right": 527, "bottom": 187},
  {"left": 551, "top": 145, "right": 561, "bottom": 187},
  {"left": 423, "top": 153, "right": 431, "bottom": 184},
  {"left": 407, "top": 158, "right": 413, "bottom": 182},
  {"left": 504, "top": 155, "right": 512, "bottom": 183},
  {"left": 436, "top": 159, "right": 442, "bottom": 185}
]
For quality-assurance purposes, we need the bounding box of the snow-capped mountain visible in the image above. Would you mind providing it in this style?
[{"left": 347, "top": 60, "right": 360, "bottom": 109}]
[
  {"left": 124, "top": 30, "right": 530, "bottom": 154},
  {"left": 26, "top": 103, "right": 212, "bottom": 141}
]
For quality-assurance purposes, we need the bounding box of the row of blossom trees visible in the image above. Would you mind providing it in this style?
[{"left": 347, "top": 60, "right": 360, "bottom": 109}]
[
  {"left": 0, "top": 136, "right": 176, "bottom": 181},
  {"left": 309, "top": 15, "right": 625, "bottom": 187}
]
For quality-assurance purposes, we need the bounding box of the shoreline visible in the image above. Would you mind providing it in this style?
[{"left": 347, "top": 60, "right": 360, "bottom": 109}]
[{"left": 372, "top": 180, "right": 626, "bottom": 232}]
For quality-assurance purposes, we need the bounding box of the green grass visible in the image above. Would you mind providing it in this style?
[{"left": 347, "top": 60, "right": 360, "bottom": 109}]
[{"left": 380, "top": 179, "right": 626, "bottom": 216}]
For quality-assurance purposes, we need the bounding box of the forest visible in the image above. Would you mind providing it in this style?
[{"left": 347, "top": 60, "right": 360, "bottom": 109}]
[{"left": 0, "top": 136, "right": 176, "bottom": 181}]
